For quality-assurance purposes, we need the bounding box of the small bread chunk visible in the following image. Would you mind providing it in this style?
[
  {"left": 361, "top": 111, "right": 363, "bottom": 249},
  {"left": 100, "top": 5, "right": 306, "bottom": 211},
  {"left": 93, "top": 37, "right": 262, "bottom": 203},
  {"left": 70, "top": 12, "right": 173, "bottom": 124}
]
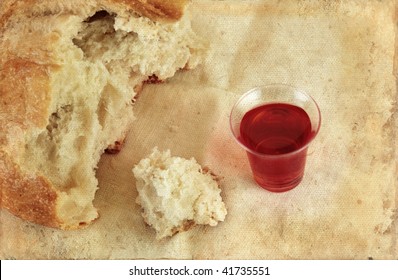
[{"left": 133, "top": 148, "right": 227, "bottom": 239}]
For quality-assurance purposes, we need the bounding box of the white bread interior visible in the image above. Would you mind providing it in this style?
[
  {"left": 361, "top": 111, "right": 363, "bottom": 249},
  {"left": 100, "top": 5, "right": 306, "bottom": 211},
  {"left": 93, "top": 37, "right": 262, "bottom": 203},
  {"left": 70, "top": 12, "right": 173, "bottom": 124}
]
[
  {"left": 0, "top": 3, "right": 205, "bottom": 228},
  {"left": 133, "top": 148, "right": 227, "bottom": 240}
]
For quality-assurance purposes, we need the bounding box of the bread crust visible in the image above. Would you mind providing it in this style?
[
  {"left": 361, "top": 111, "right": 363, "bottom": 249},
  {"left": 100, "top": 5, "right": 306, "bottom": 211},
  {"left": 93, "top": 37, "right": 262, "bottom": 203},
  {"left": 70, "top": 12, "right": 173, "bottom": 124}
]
[
  {"left": 0, "top": 0, "right": 190, "bottom": 229},
  {"left": 0, "top": 59, "right": 66, "bottom": 228},
  {"left": 0, "top": 59, "right": 52, "bottom": 129},
  {"left": 0, "top": 150, "right": 61, "bottom": 229},
  {"left": 113, "top": 0, "right": 187, "bottom": 21},
  {"left": 0, "top": 0, "right": 187, "bottom": 30}
]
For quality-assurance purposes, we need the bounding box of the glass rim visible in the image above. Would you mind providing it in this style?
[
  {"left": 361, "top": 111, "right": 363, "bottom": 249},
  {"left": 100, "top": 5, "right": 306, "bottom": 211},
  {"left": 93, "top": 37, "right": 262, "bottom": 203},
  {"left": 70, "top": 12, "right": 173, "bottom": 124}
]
[{"left": 229, "top": 83, "right": 322, "bottom": 158}]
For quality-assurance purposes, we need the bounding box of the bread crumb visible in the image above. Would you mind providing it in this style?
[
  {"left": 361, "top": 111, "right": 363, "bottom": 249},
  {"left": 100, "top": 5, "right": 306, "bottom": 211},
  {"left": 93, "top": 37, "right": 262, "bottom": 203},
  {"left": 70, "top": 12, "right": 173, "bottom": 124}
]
[{"left": 133, "top": 148, "right": 227, "bottom": 239}]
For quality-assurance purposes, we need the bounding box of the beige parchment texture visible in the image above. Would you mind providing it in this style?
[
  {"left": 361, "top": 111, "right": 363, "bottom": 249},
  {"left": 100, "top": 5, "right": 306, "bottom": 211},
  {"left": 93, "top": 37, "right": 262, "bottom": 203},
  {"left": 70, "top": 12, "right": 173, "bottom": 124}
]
[{"left": 0, "top": 0, "right": 397, "bottom": 259}]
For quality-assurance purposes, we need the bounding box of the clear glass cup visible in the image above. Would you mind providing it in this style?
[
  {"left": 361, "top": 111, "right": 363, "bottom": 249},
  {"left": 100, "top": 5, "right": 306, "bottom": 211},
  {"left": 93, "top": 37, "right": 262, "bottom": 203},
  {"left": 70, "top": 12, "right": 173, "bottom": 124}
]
[{"left": 230, "top": 84, "right": 321, "bottom": 192}]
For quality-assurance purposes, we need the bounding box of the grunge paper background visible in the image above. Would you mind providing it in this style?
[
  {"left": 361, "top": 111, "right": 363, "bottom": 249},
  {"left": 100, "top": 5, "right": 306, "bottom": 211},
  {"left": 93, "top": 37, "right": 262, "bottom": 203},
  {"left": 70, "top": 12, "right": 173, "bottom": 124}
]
[{"left": 1, "top": 0, "right": 397, "bottom": 259}]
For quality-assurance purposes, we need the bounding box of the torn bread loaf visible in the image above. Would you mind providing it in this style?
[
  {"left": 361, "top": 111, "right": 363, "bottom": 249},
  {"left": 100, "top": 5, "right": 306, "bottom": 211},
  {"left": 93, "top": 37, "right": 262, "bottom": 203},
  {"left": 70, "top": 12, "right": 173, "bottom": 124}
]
[
  {"left": 133, "top": 148, "right": 227, "bottom": 240},
  {"left": 0, "top": 0, "right": 205, "bottom": 229}
]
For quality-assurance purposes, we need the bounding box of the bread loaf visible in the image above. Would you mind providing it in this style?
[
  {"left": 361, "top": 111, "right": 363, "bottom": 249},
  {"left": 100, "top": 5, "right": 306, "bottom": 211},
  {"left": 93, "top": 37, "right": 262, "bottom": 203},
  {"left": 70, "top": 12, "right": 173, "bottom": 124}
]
[
  {"left": 0, "top": 0, "right": 205, "bottom": 229},
  {"left": 133, "top": 148, "right": 227, "bottom": 240}
]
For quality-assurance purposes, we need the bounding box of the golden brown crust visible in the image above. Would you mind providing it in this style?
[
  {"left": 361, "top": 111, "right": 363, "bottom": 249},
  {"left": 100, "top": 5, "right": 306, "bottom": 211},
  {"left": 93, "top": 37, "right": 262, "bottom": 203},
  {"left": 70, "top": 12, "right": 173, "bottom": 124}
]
[
  {"left": 0, "top": 1, "right": 14, "bottom": 31},
  {"left": 113, "top": 0, "right": 187, "bottom": 21},
  {"left": 0, "top": 58, "right": 62, "bottom": 228},
  {"left": 0, "top": 59, "right": 97, "bottom": 230},
  {"left": 0, "top": 0, "right": 190, "bottom": 229},
  {"left": 0, "top": 150, "right": 60, "bottom": 228},
  {"left": 0, "top": 59, "right": 52, "bottom": 129},
  {"left": 0, "top": 0, "right": 188, "bottom": 30}
]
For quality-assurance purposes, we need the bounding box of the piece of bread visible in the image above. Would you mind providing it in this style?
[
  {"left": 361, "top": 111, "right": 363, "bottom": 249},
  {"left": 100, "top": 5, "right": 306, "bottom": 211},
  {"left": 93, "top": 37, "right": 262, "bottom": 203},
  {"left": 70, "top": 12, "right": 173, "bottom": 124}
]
[
  {"left": 133, "top": 148, "right": 227, "bottom": 240},
  {"left": 0, "top": 0, "right": 205, "bottom": 229}
]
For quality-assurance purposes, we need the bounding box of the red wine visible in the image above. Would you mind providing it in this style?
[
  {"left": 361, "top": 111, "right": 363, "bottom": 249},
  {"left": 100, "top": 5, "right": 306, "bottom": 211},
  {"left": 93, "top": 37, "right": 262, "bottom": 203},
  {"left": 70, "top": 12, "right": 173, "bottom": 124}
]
[
  {"left": 240, "top": 103, "right": 313, "bottom": 154},
  {"left": 239, "top": 103, "right": 313, "bottom": 191}
]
